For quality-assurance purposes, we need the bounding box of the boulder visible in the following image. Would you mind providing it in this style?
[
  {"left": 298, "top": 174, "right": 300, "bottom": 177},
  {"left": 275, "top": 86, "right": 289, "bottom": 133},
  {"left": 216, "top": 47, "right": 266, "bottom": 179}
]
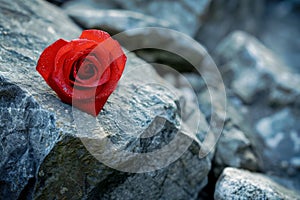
[
  {"left": 161, "top": 72, "right": 260, "bottom": 176},
  {"left": 256, "top": 108, "right": 300, "bottom": 174},
  {"left": 65, "top": 8, "right": 175, "bottom": 33},
  {"left": 0, "top": 77, "right": 59, "bottom": 199},
  {"left": 62, "top": 4, "right": 213, "bottom": 72},
  {"left": 214, "top": 126, "right": 258, "bottom": 175},
  {"left": 196, "top": 0, "right": 265, "bottom": 51},
  {"left": 0, "top": 0, "right": 211, "bottom": 199},
  {"left": 215, "top": 31, "right": 300, "bottom": 106},
  {"left": 214, "top": 167, "right": 300, "bottom": 200},
  {"left": 62, "top": 0, "right": 212, "bottom": 36},
  {"left": 214, "top": 30, "right": 300, "bottom": 191}
]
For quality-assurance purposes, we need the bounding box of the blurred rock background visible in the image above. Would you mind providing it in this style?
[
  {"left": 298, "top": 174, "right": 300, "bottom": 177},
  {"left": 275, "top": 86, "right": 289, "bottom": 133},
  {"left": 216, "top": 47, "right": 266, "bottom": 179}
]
[{"left": 0, "top": 0, "right": 300, "bottom": 199}]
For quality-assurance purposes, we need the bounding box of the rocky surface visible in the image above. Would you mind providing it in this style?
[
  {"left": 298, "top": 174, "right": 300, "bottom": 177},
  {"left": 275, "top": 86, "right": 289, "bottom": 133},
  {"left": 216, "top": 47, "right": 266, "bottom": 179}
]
[
  {"left": 215, "top": 31, "right": 300, "bottom": 105},
  {"left": 214, "top": 167, "right": 300, "bottom": 200},
  {"left": 62, "top": 0, "right": 211, "bottom": 36},
  {"left": 214, "top": 125, "right": 258, "bottom": 175},
  {"left": 162, "top": 72, "right": 260, "bottom": 177},
  {"left": 196, "top": 0, "right": 265, "bottom": 51},
  {"left": 196, "top": 0, "right": 300, "bottom": 74},
  {"left": 0, "top": 77, "right": 59, "bottom": 199},
  {"left": 256, "top": 108, "right": 300, "bottom": 173},
  {"left": 215, "top": 30, "right": 300, "bottom": 192},
  {"left": 2, "top": 0, "right": 300, "bottom": 199},
  {"left": 0, "top": 0, "right": 79, "bottom": 198},
  {"left": 65, "top": 7, "right": 175, "bottom": 33},
  {"left": 0, "top": 0, "right": 212, "bottom": 199},
  {"left": 33, "top": 54, "right": 212, "bottom": 199},
  {"left": 62, "top": 4, "right": 212, "bottom": 72}
]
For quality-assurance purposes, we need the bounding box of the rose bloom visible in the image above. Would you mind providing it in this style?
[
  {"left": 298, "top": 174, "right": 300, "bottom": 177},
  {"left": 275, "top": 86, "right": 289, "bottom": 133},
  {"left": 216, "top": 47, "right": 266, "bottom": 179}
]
[{"left": 36, "top": 30, "right": 127, "bottom": 116}]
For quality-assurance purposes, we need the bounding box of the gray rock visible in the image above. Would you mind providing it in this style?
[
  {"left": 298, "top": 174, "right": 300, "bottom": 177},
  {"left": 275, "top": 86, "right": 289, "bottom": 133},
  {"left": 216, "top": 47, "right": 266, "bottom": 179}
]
[
  {"left": 160, "top": 72, "right": 260, "bottom": 175},
  {"left": 0, "top": 77, "right": 59, "bottom": 199},
  {"left": 195, "top": 0, "right": 300, "bottom": 74},
  {"left": 256, "top": 108, "right": 300, "bottom": 173},
  {"left": 65, "top": 7, "right": 175, "bottom": 33},
  {"left": 0, "top": 0, "right": 211, "bottom": 199},
  {"left": 63, "top": 0, "right": 211, "bottom": 36},
  {"left": 257, "top": 0, "right": 300, "bottom": 73},
  {"left": 196, "top": 0, "right": 265, "bottom": 51},
  {"left": 269, "top": 73, "right": 300, "bottom": 106},
  {"left": 62, "top": 4, "right": 212, "bottom": 72},
  {"left": 214, "top": 126, "right": 258, "bottom": 175},
  {"left": 215, "top": 30, "right": 300, "bottom": 189},
  {"left": 34, "top": 55, "right": 211, "bottom": 199},
  {"left": 0, "top": 0, "right": 79, "bottom": 198},
  {"left": 215, "top": 31, "right": 300, "bottom": 106},
  {"left": 214, "top": 167, "right": 300, "bottom": 200}
]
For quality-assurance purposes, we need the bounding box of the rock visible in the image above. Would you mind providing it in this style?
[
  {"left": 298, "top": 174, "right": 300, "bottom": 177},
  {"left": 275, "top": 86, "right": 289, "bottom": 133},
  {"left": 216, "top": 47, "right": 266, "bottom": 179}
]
[
  {"left": 0, "top": 0, "right": 80, "bottom": 198},
  {"left": 61, "top": 0, "right": 120, "bottom": 10},
  {"left": 214, "top": 126, "right": 258, "bottom": 175},
  {"left": 62, "top": 0, "right": 212, "bottom": 36},
  {"left": 257, "top": 0, "right": 300, "bottom": 73},
  {"left": 215, "top": 31, "right": 300, "bottom": 106},
  {"left": 196, "top": 0, "right": 265, "bottom": 51},
  {"left": 65, "top": 7, "right": 175, "bottom": 33},
  {"left": 0, "top": 0, "right": 211, "bottom": 199},
  {"left": 62, "top": 3, "right": 212, "bottom": 72},
  {"left": 217, "top": 32, "right": 300, "bottom": 105},
  {"left": 215, "top": 30, "right": 300, "bottom": 189},
  {"left": 34, "top": 54, "right": 211, "bottom": 199},
  {"left": 269, "top": 73, "right": 300, "bottom": 106},
  {"left": 256, "top": 108, "right": 300, "bottom": 174},
  {"left": 214, "top": 167, "right": 300, "bottom": 200},
  {"left": 160, "top": 71, "right": 260, "bottom": 176},
  {"left": 0, "top": 77, "right": 59, "bottom": 200}
]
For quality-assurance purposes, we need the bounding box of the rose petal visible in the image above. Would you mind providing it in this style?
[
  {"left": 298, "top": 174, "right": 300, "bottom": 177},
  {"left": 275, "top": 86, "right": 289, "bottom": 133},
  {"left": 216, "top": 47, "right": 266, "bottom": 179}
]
[
  {"left": 51, "top": 74, "right": 98, "bottom": 103},
  {"left": 72, "top": 95, "right": 109, "bottom": 117},
  {"left": 65, "top": 49, "right": 94, "bottom": 84},
  {"left": 94, "top": 56, "right": 119, "bottom": 98},
  {"left": 80, "top": 29, "right": 126, "bottom": 75},
  {"left": 48, "top": 75, "right": 74, "bottom": 103},
  {"left": 55, "top": 39, "right": 97, "bottom": 82},
  {"left": 51, "top": 39, "right": 100, "bottom": 100},
  {"left": 102, "top": 40, "right": 127, "bottom": 75},
  {"left": 79, "top": 29, "right": 111, "bottom": 43},
  {"left": 36, "top": 39, "right": 68, "bottom": 82},
  {"left": 98, "top": 66, "right": 111, "bottom": 85},
  {"left": 72, "top": 48, "right": 111, "bottom": 88}
]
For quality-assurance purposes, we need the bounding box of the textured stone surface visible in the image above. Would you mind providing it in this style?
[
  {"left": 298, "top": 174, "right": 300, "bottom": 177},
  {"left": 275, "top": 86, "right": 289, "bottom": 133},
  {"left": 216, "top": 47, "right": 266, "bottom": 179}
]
[
  {"left": 0, "top": 0, "right": 79, "bottom": 198},
  {"left": 214, "top": 126, "right": 258, "bottom": 175},
  {"left": 256, "top": 108, "right": 300, "bottom": 173},
  {"left": 160, "top": 72, "right": 259, "bottom": 176},
  {"left": 62, "top": 0, "right": 211, "bottom": 36},
  {"left": 0, "top": 77, "right": 59, "bottom": 199},
  {"left": 214, "top": 30, "right": 300, "bottom": 191},
  {"left": 214, "top": 167, "right": 300, "bottom": 200},
  {"left": 194, "top": 0, "right": 300, "bottom": 75},
  {"left": 33, "top": 55, "right": 211, "bottom": 199},
  {"left": 65, "top": 7, "right": 175, "bottom": 33},
  {"left": 62, "top": 4, "right": 211, "bottom": 72},
  {"left": 215, "top": 31, "right": 300, "bottom": 105},
  {"left": 196, "top": 0, "right": 265, "bottom": 50},
  {"left": 0, "top": 0, "right": 211, "bottom": 199}
]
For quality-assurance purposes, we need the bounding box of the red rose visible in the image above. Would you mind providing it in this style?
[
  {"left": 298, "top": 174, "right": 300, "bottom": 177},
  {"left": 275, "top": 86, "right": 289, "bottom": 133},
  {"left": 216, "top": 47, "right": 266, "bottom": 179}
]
[{"left": 36, "top": 30, "right": 127, "bottom": 116}]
